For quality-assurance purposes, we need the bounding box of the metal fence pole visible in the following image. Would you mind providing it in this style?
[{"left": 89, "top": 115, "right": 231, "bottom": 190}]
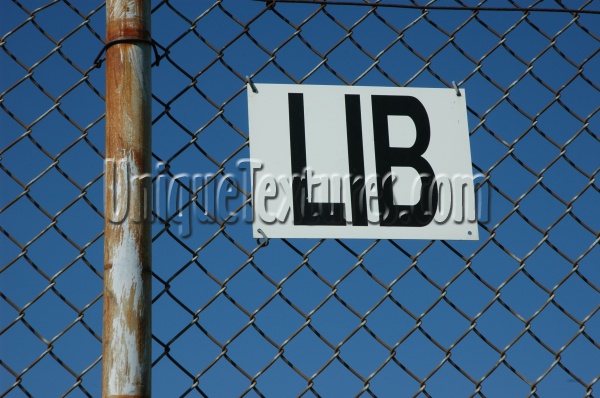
[{"left": 102, "top": 0, "right": 152, "bottom": 396}]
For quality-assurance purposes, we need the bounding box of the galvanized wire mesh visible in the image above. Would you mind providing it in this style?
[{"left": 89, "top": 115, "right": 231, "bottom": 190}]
[{"left": 1, "top": 0, "right": 599, "bottom": 396}]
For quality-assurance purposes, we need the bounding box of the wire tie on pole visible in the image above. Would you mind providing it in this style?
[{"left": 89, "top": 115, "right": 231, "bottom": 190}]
[
  {"left": 452, "top": 81, "right": 461, "bottom": 97},
  {"left": 257, "top": 228, "right": 269, "bottom": 247},
  {"left": 94, "top": 38, "right": 161, "bottom": 68},
  {"left": 247, "top": 76, "right": 258, "bottom": 93}
]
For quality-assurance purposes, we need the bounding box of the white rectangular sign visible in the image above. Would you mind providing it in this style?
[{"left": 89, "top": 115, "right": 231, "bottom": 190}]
[{"left": 248, "top": 83, "right": 479, "bottom": 240}]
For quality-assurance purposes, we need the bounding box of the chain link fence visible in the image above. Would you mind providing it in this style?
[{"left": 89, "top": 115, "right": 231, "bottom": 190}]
[{"left": 1, "top": 0, "right": 599, "bottom": 396}]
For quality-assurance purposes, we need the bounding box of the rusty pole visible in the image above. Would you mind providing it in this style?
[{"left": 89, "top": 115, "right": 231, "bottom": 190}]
[{"left": 102, "top": 0, "right": 152, "bottom": 396}]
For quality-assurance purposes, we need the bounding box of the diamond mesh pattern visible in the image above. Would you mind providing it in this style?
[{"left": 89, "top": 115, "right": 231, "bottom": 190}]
[{"left": 1, "top": 0, "right": 599, "bottom": 396}]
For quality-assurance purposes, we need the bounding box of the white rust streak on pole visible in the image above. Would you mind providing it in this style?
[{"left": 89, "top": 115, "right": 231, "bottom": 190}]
[{"left": 103, "top": 0, "right": 152, "bottom": 397}]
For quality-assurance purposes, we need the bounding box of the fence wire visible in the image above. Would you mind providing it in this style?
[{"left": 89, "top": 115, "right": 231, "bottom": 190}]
[{"left": 1, "top": 0, "right": 599, "bottom": 397}]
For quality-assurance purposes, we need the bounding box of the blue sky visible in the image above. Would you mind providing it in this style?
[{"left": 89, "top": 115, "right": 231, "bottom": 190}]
[{"left": 1, "top": 0, "right": 599, "bottom": 396}]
